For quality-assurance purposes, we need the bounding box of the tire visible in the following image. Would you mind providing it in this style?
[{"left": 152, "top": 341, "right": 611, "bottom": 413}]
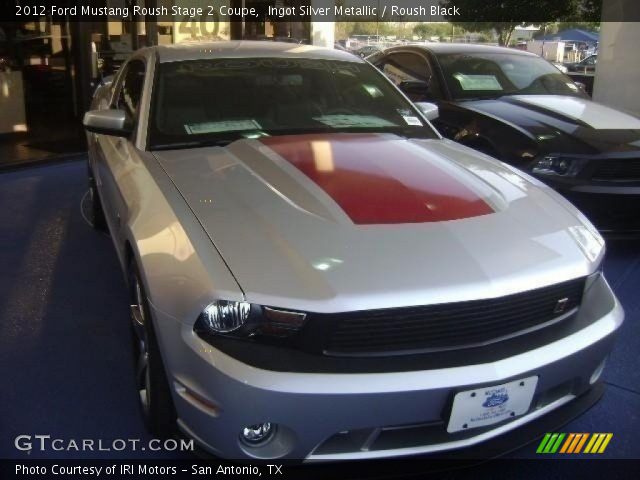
[
  {"left": 88, "top": 172, "right": 108, "bottom": 231},
  {"left": 129, "top": 263, "right": 177, "bottom": 438}
]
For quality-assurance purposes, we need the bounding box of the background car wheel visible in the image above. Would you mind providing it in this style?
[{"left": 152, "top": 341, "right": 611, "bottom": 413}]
[
  {"left": 88, "top": 172, "right": 107, "bottom": 231},
  {"left": 129, "top": 263, "right": 177, "bottom": 438}
]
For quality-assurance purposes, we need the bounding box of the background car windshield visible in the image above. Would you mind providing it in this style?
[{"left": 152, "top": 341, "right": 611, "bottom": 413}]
[
  {"left": 437, "top": 52, "right": 585, "bottom": 100},
  {"left": 149, "top": 58, "right": 437, "bottom": 149}
]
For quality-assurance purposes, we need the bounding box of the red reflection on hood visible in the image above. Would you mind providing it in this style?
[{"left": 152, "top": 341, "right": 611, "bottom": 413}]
[{"left": 260, "top": 133, "right": 493, "bottom": 225}]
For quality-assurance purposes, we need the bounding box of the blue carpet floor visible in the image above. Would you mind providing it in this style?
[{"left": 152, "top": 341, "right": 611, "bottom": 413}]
[{"left": 0, "top": 158, "right": 638, "bottom": 462}]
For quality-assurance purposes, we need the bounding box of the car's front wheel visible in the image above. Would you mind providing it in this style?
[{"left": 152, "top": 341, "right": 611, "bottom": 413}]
[{"left": 129, "top": 263, "right": 177, "bottom": 438}]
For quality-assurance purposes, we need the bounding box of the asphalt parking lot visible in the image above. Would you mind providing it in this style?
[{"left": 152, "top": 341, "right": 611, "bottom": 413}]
[{"left": 0, "top": 158, "right": 638, "bottom": 464}]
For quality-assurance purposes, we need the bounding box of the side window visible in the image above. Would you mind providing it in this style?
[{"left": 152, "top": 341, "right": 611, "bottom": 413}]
[
  {"left": 114, "top": 60, "right": 146, "bottom": 122},
  {"left": 381, "top": 52, "right": 443, "bottom": 101}
]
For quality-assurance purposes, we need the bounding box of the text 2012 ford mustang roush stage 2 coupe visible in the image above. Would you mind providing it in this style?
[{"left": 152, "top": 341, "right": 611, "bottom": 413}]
[{"left": 83, "top": 42, "right": 622, "bottom": 460}]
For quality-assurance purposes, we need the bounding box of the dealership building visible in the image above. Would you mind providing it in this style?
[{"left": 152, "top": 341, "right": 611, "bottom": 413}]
[{"left": 0, "top": 0, "right": 335, "bottom": 160}]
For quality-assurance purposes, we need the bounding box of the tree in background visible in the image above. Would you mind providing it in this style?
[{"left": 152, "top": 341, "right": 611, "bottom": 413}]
[
  {"left": 532, "top": 21, "right": 600, "bottom": 41},
  {"left": 578, "top": 0, "right": 602, "bottom": 23},
  {"left": 413, "top": 24, "right": 431, "bottom": 39},
  {"left": 439, "top": 0, "right": 594, "bottom": 46},
  {"left": 412, "top": 23, "right": 459, "bottom": 41},
  {"left": 555, "top": 21, "right": 600, "bottom": 32}
]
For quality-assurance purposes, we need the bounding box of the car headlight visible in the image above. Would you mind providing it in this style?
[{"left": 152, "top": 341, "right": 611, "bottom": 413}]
[
  {"left": 194, "top": 301, "right": 307, "bottom": 341},
  {"left": 531, "top": 156, "right": 587, "bottom": 177},
  {"left": 198, "top": 300, "right": 251, "bottom": 333}
]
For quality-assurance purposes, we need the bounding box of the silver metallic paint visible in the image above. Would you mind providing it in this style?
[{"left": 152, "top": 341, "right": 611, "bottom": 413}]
[{"left": 154, "top": 136, "right": 600, "bottom": 313}]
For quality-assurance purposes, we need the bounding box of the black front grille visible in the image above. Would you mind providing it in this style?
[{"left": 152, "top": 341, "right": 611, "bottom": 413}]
[
  {"left": 591, "top": 159, "right": 640, "bottom": 182},
  {"left": 322, "top": 278, "right": 585, "bottom": 356}
]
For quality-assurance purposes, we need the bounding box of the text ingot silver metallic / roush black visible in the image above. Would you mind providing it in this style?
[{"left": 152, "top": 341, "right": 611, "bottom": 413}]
[{"left": 83, "top": 41, "right": 623, "bottom": 460}]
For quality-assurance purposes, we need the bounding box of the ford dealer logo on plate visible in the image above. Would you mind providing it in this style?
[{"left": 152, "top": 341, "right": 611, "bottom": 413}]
[
  {"left": 482, "top": 392, "right": 510, "bottom": 408},
  {"left": 447, "top": 376, "right": 538, "bottom": 433}
]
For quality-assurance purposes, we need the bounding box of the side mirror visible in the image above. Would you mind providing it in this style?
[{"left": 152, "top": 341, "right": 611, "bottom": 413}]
[
  {"left": 414, "top": 102, "right": 439, "bottom": 121},
  {"left": 83, "top": 109, "right": 132, "bottom": 137}
]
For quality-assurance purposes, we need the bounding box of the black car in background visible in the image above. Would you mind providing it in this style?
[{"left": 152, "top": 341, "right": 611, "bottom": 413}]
[
  {"left": 370, "top": 44, "right": 640, "bottom": 233},
  {"left": 565, "top": 54, "right": 597, "bottom": 73}
]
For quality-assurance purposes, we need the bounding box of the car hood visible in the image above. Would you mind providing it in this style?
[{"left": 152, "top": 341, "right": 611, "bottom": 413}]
[
  {"left": 458, "top": 95, "right": 640, "bottom": 155},
  {"left": 153, "top": 133, "right": 593, "bottom": 312}
]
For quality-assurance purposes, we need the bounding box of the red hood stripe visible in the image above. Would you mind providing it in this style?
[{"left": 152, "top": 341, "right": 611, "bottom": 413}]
[{"left": 260, "top": 134, "right": 493, "bottom": 225}]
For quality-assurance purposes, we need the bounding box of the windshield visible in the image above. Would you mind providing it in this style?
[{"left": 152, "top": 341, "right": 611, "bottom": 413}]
[
  {"left": 436, "top": 52, "right": 586, "bottom": 101},
  {"left": 148, "top": 58, "right": 437, "bottom": 150}
]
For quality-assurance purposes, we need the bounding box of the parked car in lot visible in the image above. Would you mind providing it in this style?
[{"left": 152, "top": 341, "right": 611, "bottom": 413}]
[
  {"left": 564, "top": 54, "right": 597, "bottom": 73},
  {"left": 83, "top": 41, "right": 622, "bottom": 460},
  {"left": 354, "top": 44, "right": 382, "bottom": 58},
  {"left": 370, "top": 44, "right": 640, "bottom": 233}
]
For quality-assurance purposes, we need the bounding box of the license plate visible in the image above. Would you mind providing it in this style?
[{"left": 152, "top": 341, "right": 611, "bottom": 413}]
[{"left": 447, "top": 376, "right": 538, "bottom": 433}]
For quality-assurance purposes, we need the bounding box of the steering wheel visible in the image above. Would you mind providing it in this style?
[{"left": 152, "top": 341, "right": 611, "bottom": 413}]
[{"left": 522, "top": 74, "right": 559, "bottom": 94}]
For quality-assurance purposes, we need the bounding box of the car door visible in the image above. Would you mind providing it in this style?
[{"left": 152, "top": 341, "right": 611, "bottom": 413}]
[
  {"left": 94, "top": 58, "right": 147, "bottom": 242},
  {"left": 373, "top": 49, "right": 463, "bottom": 136}
]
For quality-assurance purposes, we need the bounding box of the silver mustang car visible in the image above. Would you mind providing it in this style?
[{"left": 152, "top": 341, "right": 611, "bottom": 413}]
[{"left": 83, "top": 41, "right": 623, "bottom": 460}]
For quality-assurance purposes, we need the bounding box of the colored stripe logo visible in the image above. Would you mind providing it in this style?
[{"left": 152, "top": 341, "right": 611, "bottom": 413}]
[
  {"left": 536, "top": 433, "right": 613, "bottom": 454},
  {"left": 260, "top": 134, "right": 494, "bottom": 225}
]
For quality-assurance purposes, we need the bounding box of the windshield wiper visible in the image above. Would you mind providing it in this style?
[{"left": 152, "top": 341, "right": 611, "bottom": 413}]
[
  {"left": 458, "top": 94, "right": 504, "bottom": 101},
  {"left": 151, "top": 138, "right": 237, "bottom": 151}
]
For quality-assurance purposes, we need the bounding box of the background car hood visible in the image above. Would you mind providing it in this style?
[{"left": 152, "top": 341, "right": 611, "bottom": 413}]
[
  {"left": 153, "top": 133, "right": 593, "bottom": 312},
  {"left": 459, "top": 95, "right": 640, "bottom": 155}
]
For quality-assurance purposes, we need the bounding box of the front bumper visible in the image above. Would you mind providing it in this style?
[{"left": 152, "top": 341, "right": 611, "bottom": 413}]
[{"left": 149, "top": 274, "right": 623, "bottom": 461}]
